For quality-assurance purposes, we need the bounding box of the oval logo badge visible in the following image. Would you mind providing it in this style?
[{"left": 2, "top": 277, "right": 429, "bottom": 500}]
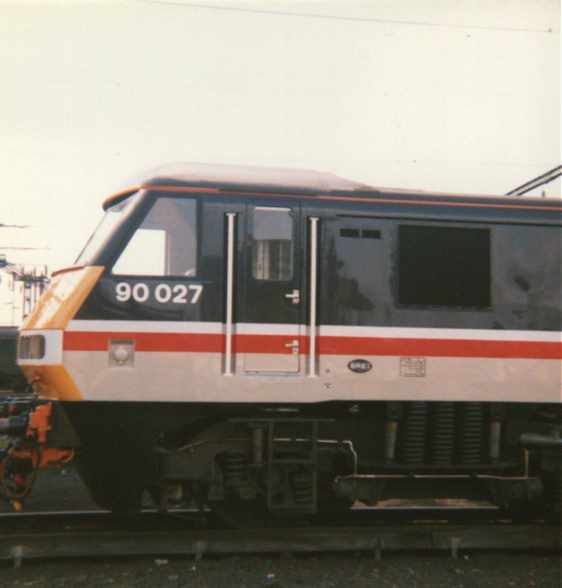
[{"left": 348, "top": 359, "right": 372, "bottom": 374}]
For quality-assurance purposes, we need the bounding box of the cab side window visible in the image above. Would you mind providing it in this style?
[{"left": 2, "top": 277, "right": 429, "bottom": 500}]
[{"left": 112, "top": 198, "right": 197, "bottom": 276}]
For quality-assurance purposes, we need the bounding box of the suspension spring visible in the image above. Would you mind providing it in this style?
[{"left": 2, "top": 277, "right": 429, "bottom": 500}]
[
  {"left": 430, "top": 402, "right": 456, "bottom": 465},
  {"left": 292, "top": 470, "right": 314, "bottom": 506},
  {"left": 460, "top": 402, "right": 484, "bottom": 465},
  {"left": 222, "top": 452, "right": 247, "bottom": 490},
  {"left": 402, "top": 402, "right": 428, "bottom": 465}
]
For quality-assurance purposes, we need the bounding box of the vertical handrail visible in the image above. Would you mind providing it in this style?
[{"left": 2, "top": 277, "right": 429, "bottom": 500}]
[
  {"left": 308, "top": 217, "right": 319, "bottom": 377},
  {"left": 224, "top": 212, "right": 236, "bottom": 376}
]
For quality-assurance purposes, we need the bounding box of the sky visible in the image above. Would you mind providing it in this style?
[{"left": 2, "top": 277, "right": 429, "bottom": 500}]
[{"left": 0, "top": 0, "right": 560, "bottom": 324}]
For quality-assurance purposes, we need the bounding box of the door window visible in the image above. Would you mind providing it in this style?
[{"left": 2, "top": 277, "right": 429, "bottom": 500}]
[{"left": 251, "top": 207, "right": 293, "bottom": 281}]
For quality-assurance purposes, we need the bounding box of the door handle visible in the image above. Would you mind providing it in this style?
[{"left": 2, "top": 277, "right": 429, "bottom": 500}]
[
  {"left": 284, "top": 289, "right": 300, "bottom": 304},
  {"left": 284, "top": 339, "right": 300, "bottom": 355}
]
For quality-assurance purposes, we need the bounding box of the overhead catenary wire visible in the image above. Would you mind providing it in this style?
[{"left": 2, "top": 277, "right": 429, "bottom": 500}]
[
  {"left": 135, "top": 1, "right": 556, "bottom": 34},
  {"left": 506, "top": 165, "right": 562, "bottom": 196},
  {"left": 0, "top": 247, "right": 49, "bottom": 251}
]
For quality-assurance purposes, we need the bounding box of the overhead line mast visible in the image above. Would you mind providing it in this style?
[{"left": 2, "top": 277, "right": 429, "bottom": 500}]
[{"left": 0, "top": 224, "right": 49, "bottom": 322}]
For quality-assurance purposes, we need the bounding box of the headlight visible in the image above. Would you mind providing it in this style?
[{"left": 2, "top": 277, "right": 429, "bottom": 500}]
[{"left": 18, "top": 335, "right": 46, "bottom": 360}]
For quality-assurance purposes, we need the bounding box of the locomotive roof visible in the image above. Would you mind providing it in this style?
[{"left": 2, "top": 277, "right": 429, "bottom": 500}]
[
  {"left": 106, "top": 162, "right": 368, "bottom": 206},
  {"left": 104, "top": 162, "right": 562, "bottom": 215}
]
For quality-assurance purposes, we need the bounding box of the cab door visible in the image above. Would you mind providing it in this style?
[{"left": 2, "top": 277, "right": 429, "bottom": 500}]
[{"left": 241, "top": 202, "right": 302, "bottom": 373}]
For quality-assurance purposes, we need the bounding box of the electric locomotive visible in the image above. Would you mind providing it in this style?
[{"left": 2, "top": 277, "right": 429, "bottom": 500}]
[{"left": 17, "top": 164, "right": 562, "bottom": 521}]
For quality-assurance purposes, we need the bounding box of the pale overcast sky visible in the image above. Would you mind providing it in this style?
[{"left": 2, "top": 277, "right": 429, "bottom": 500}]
[{"left": 0, "top": 0, "right": 560, "bottom": 324}]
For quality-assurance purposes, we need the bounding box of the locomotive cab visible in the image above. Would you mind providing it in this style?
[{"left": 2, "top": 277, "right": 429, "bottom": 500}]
[{"left": 17, "top": 164, "right": 561, "bottom": 522}]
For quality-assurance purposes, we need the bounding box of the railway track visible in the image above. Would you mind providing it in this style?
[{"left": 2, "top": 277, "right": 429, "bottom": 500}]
[{"left": 0, "top": 507, "right": 559, "bottom": 568}]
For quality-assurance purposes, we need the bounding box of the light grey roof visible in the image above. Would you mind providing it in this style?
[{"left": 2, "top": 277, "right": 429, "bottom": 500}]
[{"left": 133, "top": 162, "right": 371, "bottom": 193}]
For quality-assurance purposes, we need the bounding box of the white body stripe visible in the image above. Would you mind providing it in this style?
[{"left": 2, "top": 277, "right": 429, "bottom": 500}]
[
  {"left": 67, "top": 320, "right": 224, "bottom": 334},
  {"left": 67, "top": 320, "right": 560, "bottom": 342},
  {"left": 319, "top": 325, "right": 561, "bottom": 342}
]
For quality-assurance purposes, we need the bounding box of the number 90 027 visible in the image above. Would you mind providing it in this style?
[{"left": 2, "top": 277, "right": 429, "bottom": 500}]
[{"left": 115, "top": 282, "right": 203, "bottom": 304}]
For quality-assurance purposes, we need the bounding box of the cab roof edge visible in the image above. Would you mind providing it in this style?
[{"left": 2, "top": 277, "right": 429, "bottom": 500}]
[
  {"left": 101, "top": 163, "right": 562, "bottom": 210},
  {"left": 102, "top": 187, "right": 140, "bottom": 211}
]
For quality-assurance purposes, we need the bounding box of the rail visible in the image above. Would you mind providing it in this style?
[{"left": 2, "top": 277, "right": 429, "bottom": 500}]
[{"left": 0, "top": 508, "right": 559, "bottom": 568}]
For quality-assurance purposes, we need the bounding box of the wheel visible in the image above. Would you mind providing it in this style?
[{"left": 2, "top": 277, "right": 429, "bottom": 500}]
[
  {"left": 316, "top": 448, "right": 355, "bottom": 516},
  {"left": 86, "top": 473, "right": 143, "bottom": 515},
  {"left": 208, "top": 495, "right": 269, "bottom": 528},
  {"left": 76, "top": 458, "right": 144, "bottom": 516},
  {"left": 317, "top": 472, "right": 354, "bottom": 515},
  {"left": 542, "top": 469, "right": 561, "bottom": 524}
]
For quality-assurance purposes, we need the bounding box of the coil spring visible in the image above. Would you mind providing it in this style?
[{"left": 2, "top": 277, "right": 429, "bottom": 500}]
[
  {"left": 460, "top": 402, "right": 484, "bottom": 465},
  {"left": 222, "top": 452, "right": 246, "bottom": 490},
  {"left": 430, "top": 402, "right": 456, "bottom": 465},
  {"left": 402, "top": 402, "right": 428, "bottom": 465},
  {"left": 292, "top": 470, "right": 314, "bottom": 506}
]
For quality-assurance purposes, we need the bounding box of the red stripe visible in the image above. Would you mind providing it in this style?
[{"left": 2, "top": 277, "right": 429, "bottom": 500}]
[
  {"left": 64, "top": 332, "right": 223, "bottom": 353},
  {"left": 63, "top": 332, "right": 297, "bottom": 354},
  {"left": 318, "top": 336, "right": 561, "bottom": 359},
  {"left": 63, "top": 331, "right": 562, "bottom": 360}
]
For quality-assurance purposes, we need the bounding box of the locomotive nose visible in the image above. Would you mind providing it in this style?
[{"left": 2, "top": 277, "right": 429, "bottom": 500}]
[{"left": 17, "top": 265, "right": 104, "bottom": 401}]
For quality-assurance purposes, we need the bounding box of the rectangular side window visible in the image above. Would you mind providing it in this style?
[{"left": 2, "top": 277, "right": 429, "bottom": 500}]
[
  {"left": 251, "top": 207, "right": 293, "bottom": 281},
  {"left": 398, "top": 225, "right": 491, "bottom": 308}
]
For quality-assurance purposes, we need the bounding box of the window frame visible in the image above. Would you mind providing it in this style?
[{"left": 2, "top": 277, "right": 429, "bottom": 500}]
[
  {"left": 109, "top": 194, "right": 201, "bottom": 279},
  {"left": 250, "top": 205, "right": 295, "bottom": 283}
]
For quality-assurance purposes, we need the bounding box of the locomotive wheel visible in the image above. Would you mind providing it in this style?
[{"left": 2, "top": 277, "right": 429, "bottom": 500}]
[
  {"left": 72, "top": 422, "right": 160, "bottom": 516},
  {"left": 76, "top": 459, "right": 144, "bottom": 516},
  {"left": 500, "top": 502, "right": 543, "bottom": 523},
  {"left": 209, "top": 496, "right": 269, "bottom": 529},
  {"left": 316, "top": 450, "right": 355, "bottom": 515},
  {"left": 317, "top": 472, "right": 353, "bottom": 515},
  {"left": 541, "top": 456, "right": 561, "bottom": 524},
  {"left": 87, "top": 475, "right": 143, "bottom": 515}
]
